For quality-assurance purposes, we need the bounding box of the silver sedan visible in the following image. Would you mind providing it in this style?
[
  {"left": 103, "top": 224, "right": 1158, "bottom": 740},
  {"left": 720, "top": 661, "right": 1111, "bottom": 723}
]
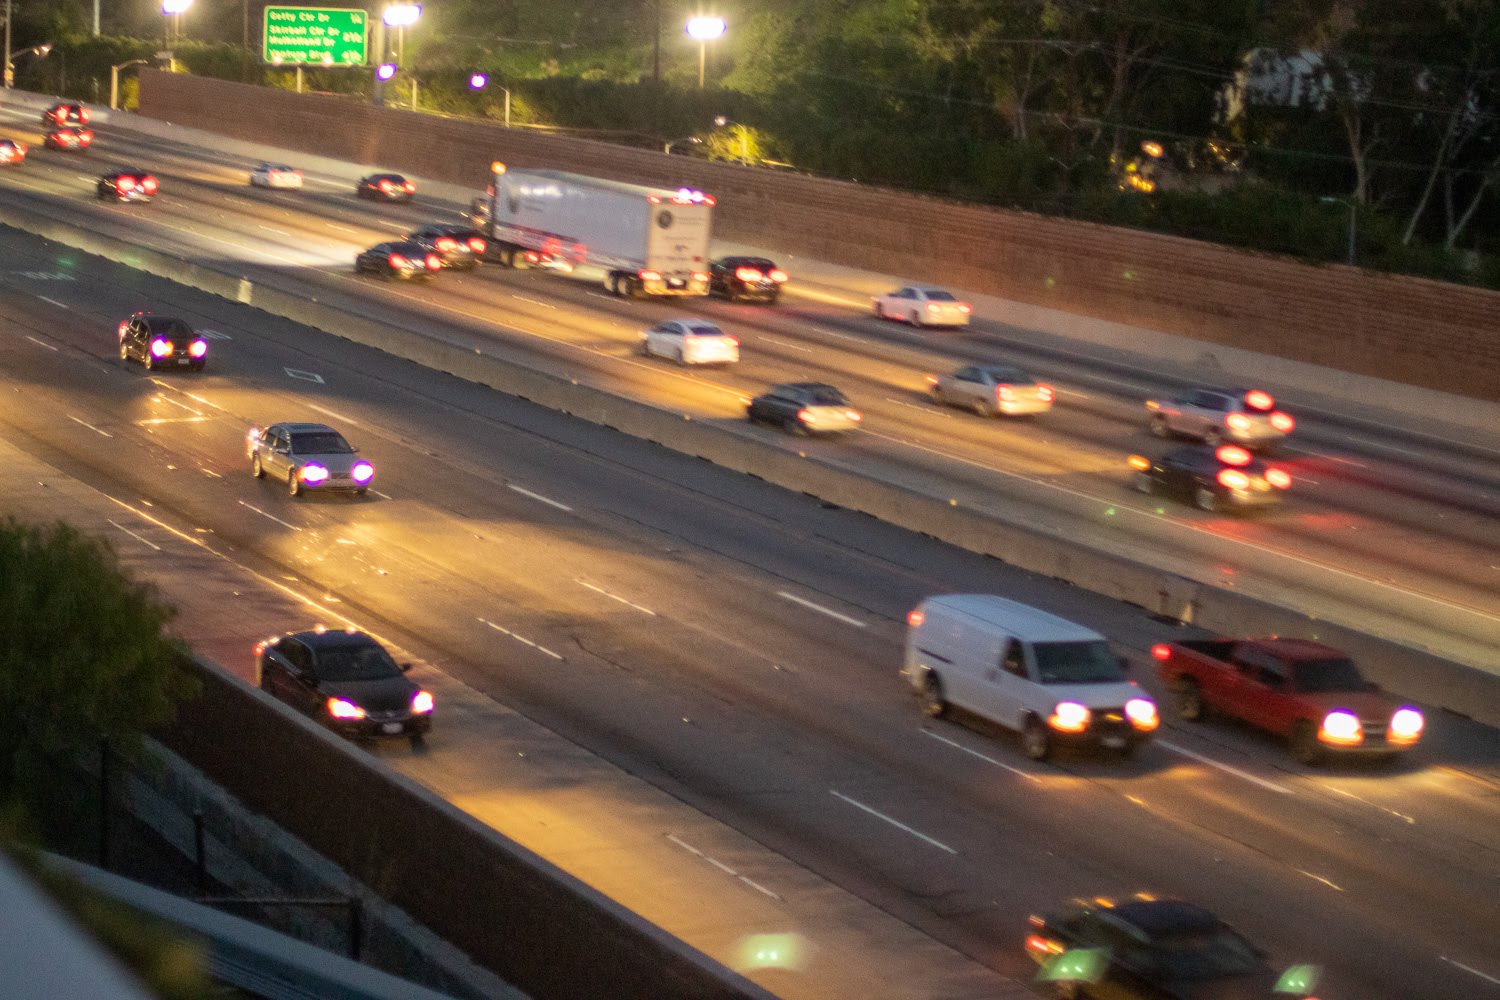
[
  {"left": 927, "top": 364, "right": 1054, "bottom": 417},
  {"left": 247, "top": 422, "right": 375, "bottom": 497}
]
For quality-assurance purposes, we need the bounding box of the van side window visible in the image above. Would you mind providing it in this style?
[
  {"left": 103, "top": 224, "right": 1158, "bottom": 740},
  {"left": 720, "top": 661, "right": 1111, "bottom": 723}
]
[{"left": 1002, "top": 639, "right": 1028, "bottom": 678}]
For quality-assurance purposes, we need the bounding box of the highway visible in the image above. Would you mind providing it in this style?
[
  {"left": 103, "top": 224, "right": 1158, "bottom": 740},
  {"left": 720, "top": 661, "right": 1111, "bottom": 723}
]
[
  {"left": 1, "top": 204, "right": 1499, "bottom": 1000},
  {"left": 1, "top": 102, "right": 1499, "bottom": 679}
]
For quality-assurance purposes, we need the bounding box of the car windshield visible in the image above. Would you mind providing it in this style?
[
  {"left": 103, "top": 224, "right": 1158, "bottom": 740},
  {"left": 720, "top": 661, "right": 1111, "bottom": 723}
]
[
  {"left": 1033, "top": 641, "right": 1125, "bottom": 683},
  {"left": 1292, "top": 657, "right": 1366, "bottom": 692},
  {"left": 923, "top": 290, "right": 958, "bottom": 301},
  {"left": 291, "top": 432, "right": 353, "bottom": 454},
  {"left": 146, "top": 319, "right": 193, "bottom": 338},
  {"left": 314, "top": 642, "right": 403, "bottom": 682},
  {"left": 804, "top": 387, "right": 850, "bottom": 406},
  {"left": 1147, "top": 928, "right": 1263, "bottom": 979}
]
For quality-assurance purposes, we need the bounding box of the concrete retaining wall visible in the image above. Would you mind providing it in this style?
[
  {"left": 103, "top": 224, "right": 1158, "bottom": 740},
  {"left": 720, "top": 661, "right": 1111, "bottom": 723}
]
[{"left": 137, "top": 70, "right": 1500, "bottom": 403}]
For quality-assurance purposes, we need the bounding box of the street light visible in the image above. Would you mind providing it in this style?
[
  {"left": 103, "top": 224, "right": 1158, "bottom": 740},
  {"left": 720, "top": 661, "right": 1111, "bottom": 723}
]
[
  {"left": 382, "top": 3, "right": 421, "bottom": 67},
  {"left": 713, "top": 115, "right": 750, "bottom": 165},
  {"left": 110, "top": 58, "right": 150, "bottom": 110},
  {"left": 684, "top": 16, "right": 725, "bottom": 89},
  {"left": 3, "top": 42, "right": 51, "bottom": 89},
  {"left": 161, "top": 0, "right": 193, "bottom": 48}
]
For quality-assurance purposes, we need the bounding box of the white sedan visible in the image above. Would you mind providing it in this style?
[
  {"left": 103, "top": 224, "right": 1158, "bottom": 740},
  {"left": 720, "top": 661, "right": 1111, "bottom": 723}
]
[
  {"left": 873, "top": 285, "right": 972, "bottom": 328},
  {"left": 249, "top": 162, "right": 304, "bottom": 189},
  {"left": 639, "top": 319, "right": 740, "bottom": 366}
]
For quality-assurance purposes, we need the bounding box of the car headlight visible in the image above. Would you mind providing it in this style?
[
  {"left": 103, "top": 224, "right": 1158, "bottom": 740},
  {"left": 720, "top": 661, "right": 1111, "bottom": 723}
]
[
  {"left": 326, "top": 697, "right": 366, "bottom": 720},
  {"left": 1124, "top": 697, "right": 1159, "bottom": 731},
  {"left": 1048, "top": 701, "right": 1091, "bottom": 733},
  {"left": 1319, "top": 710, "right": 1363, "bottom": 745},
  {"left": 299, "top": 464, "right": 330, "bottom": 484},
  {"left": 150, "top": 338, "right": 172, "bottom": 357},
  {"left": 351, "top": 461, "right": 375, "bottom": 484},
  {"left": 412, "top": 690, "right": 435, "bottom": 714},
  {"left": 1389, "top": 708, "right": 1423, "bottom": 744},
  {"left": 188, "top": 340, "right": 207, "bottom": 358}
]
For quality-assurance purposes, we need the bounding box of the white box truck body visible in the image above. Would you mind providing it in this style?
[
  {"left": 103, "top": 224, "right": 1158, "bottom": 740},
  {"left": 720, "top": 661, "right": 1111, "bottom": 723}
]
[{"left": 472, "top": 166, "right": 714, "bottom": 298}]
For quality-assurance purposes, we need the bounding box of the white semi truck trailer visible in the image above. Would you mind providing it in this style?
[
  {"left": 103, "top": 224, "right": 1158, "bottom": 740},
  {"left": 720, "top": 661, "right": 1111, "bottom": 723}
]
[{"left": 470, "top": 163, "right": 715, "bottom": 298}]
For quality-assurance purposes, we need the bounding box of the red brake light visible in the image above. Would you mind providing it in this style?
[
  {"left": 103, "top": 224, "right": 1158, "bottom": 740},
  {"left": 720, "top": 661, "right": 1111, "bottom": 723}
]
[
  {"left": 925, "top": 374, "right": 938, "bottom": 385},
  {"left": 435, "top": 237, "right": 457, "bottom": 251},
  {"left": 997, "top": 386, "right": 1016, "bottom": 401},
  {"left": 80, "top": 131, "right": 93, "bottom": 143},
  {"left": 768, "top": 268, "right": 789, "bottom": 282},
  {"left": 1038, "top": 384, "right": 1055, "bottom": 402},
  {"left": 796, "top": 408, "right": 810, "bottom": 423},
  {"left": 141, "top": 177, "right": 158, "bottom": 194},
  {"left": 907, "top": 609, "right": 925, "bottom": 627},
  {"left": 1151, "top": 643, "right": 1172, "bottom": 661},
  {"left": 149, "top": 338, "right": 172, "bottom": 357},
  {"left": 79, "top": 108, "right": 91, "bottom": 123},
  {"left": 189, "top": 340, "right": 208, "bottom": 358},
  {"left": 845, "top": 409, "right": 862, "bottom": 421},
  {"left": 379, "top": 179, "right": 393, "bottom": 191},
  {"left": 412, "top": 690, "right": 435, "bottom": 714},
  {"left": 1265, "top": 467, "right": 1291, "bottom": 489},
  {"left": 691, "top": 271, "right": 709, "bottom": 283},
  {"left": 1244, "top": 390, "right": 1274, "bottom": 411},
  {"left": 639, "top": 269, "right": 662, "bottom": 282},
  {"left": 1270, "top": 411, "right": 1295, "bottom": 432},
  {"left": 1217, "top": 468, "right": 1251, "bottom": 490},
  {"left": 735, "top": 266, "right": 763, "bottom": 282},
  {"left": 388, "top": 253, "right": 408, "bottom": 268},
  {"left": 403, "top": 181, "right": 415, "bottom": 192},
  {"left": 1215, "top": 445, "right": 1252, "bottom": 466},
  {"left": 117, "top": 176, "right": 136, "bottom": 191},
  {"left": 467, "top": 237, "right": 486, "bottom": 252},
  {"left": 1226, "top": 413, "right": 1251, "bottom": 430},
  {"left": 958, "top": 303, "right": 972, "bottom": 314},
  {"left": 118, "top": 321, "right": 128, "bottom": 335},
  {"left": 426, "top": 254, "right": 441, "bottom": 269}
]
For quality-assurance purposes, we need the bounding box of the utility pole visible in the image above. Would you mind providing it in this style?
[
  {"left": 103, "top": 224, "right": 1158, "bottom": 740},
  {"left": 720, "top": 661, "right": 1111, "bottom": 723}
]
[{"left": 3, "top": 0, "right": 13, "bottom": 90}]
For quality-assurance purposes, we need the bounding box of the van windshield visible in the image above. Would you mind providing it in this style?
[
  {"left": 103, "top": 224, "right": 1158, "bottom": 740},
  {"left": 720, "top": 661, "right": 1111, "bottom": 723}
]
[{"left": 1033, "top": 641, "right": 1124, "bottom": 684}]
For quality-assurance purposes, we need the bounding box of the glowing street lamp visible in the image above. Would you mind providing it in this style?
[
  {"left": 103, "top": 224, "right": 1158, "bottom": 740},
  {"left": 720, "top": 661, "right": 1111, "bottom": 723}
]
[
  {"left": 684, "top": 16, "right": 725, "bottom": 89},
  {"left": 375, "top": 62, "right": 397, "bottom": 81},
  {"left": 161, "top": 0, "right": 193, "bottom": 44},
  {"left": 383, "top": 3, "right": 421, "bottom": 67},
  {"left": 469, "top": 72, "right": 487, "bottom": 89}
]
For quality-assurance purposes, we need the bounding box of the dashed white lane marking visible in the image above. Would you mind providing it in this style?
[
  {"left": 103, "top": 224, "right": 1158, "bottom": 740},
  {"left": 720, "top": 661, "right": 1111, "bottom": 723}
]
[
  {"left": 38, "top": 295, "right": 69, "bottom": 310},
  {"left": 108, "top": 519, "right": 161, "bottom": 551},
  {"left": 1441, "top": 957, "right": 1500, "bottom": 987},
  {"left": 511, "top": 295, "right": 557, "bottom": 310},
  {"left": 1057, "top": 387, "right": 1090, "bottom": 399},
  {"left": 154, "top": 394, "right": 203, "bottom": 414},
  {"left": 137, "top": 416, "right": 208, "bottom": 425},
  {"left": 1295, "top": 868, "right": 1344, "bottom": 891},
  {"left": 923, "top": 730, "right": 1041, "bottom": 782},
  {"left": 284, "top": 367, "right": 325, "bottom": 383},
  {"left": 507, "top": 484, "right": 573, "bottom": 511},
  {"left": 326, "top": 222, "right": 359, "bottom": 234},
  {"left": 67, "top": 415, "right": 114, "bottom": 438},
  {"left": 810, "top": 326, "right": 866, "bottom": 343},
  {"left": 577, "top": 579, "right": 656, "bottom": 616},
  {"left": 378, "top": 221, "right": 409, "bottom": 231},
  {"left": 307, "top": 403, "right": 358, "bottom": 426},
  {"left": 884, "top": 396, "right": 952, "bottom": 417},
  {"left": 257, "top": 224, "right": 291, "bottom": 236},
  {"left": 236, "top": 500, "right": 302, "bottom": 531},
  {"left": 24, "top": 336, "right": 57, "bottom": 351},
  {"left": 759, "top": 335, "right": 812, "bottom": 353},
  {"left": 1323, "top": 454, "right": 1369, "bottom": 469},
  {"left": 371, "top": 489, "right": 392, "bottom": 500},
  {"left": 477, "top": 616, "right": 564, "bottom": 660},
  {"left": 202, "top": 468, "right": 223, "bottom": 478},
  {"left": 777, "top": 591, "right": 867, "bottom": 628},
  {"left": 830, "top": 791, "right": 957, "bottom": 854},
  {"left": 1157, "top": 740, "right": 1293, "bottom": 795},
  {"left": 1325, "top": 786, "right": 1415, "bottom": 824},
  {"left": 666, "top": 835, "right": 781, "bottom": 900}
]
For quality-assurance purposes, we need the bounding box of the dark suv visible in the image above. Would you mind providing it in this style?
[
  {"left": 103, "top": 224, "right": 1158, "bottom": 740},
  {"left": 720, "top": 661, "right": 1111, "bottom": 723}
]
[
  {"left": 709, "top": 256, "right": 787, "bottom": 303},
  {"left": 257, "top": 629, "right": 434, "bottom": 745},
  {"left": 405, "top": 224, "right": 486, "bottom": 270},
  {"left": 118, "top": 313, "right": 208, "bottom": 371}
]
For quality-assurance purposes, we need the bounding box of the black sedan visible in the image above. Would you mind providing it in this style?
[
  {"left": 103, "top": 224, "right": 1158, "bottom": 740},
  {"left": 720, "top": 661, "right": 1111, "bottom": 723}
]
[
  {"left": 117, "top": 312, "right": 208, "bottom": 371},
  {"left": 709, "top": 256, "right": 788, "bottom": 303},
  {"left": 43, "top": 102, "right": 90, "bottom": 127},
  {"left": 44, "top": 126, "right": 93, "bottom": 152},
  {"left": 406, "top": 224, "right": 486, "bottom": 270},
  {"left": 97, "top": 167, "right": 158, "bottom": 203},
  {"left": 1025, "top": 897, "right": 1320, "bottom": 999},
  {"left": 356, "top": 172, "right": 415, "bottom": 202},
  {"left": 1129, "top": 445, "right": 1290, "bottom": 513},
  {"left": 354, "top": 241, "right": 441, "bottom": 280},
  {"left": 257, "top": 629, "right": 433, "bottom": 745},
  {"left": 747, "top": 382, "right": 862, "bottom": 435}
]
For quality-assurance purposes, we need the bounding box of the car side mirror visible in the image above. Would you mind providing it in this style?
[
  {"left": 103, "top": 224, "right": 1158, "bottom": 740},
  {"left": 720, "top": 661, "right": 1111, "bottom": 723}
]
[
  {"left": 1118, "top": 656, "right": 1131, "bottom": 674},
  {"left": 400, "top": 662, "right": 412, "bottom": 672}
]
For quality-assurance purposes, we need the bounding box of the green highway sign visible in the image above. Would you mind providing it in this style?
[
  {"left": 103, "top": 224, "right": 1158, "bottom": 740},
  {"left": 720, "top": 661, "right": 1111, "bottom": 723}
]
[{"left": 263, "top": 6, "right": 368, "bottom": 66}]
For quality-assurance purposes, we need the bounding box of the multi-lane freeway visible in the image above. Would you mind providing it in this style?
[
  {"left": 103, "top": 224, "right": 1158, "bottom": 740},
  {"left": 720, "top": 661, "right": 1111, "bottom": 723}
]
[{"left": 2, "top": 100, "right": 1499, "bottom": 999}]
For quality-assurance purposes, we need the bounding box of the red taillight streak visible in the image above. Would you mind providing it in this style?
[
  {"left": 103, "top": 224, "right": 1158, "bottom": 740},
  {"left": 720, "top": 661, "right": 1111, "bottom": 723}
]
[
  {"left": 1266, "top": 468, "right": 1291, "bottom": 489},
  {"left": 1216, "top": 445, "right": 1252, "bottom": 466},
  {"left": 1038, "top": 385, "right": 1055, "bottom": 401},
  {"left": 1218, "top": 469, "right": 1250, "bottom": 490},
  {"left": 468, "top": 237, "right": 486, "bottom": 252},
  {"left": 768, "top": 268, "right": 789, "bottom": 282},
  {"left": 1245, "top": 389, "right": 1274, "bottom": 411},
  {"left": 1270, "top": 411, "right": 1295, "bottom": 432},
  {"left": 1151, "top": 643, "right": 1172, "bottom": 661},
  {"left": 426, "top": 254, "right": 442, "bottom": 269},
  {"left": 403, "top": 181, "right": 415, "bottom": 192},
  {"left": 141, "top": 177, "right": 158, "bottom": 194},
  {"left": 388, "top": 254, "right": 408, "bottom": 268},
  {"left": 735, "top": 267, "right": 763, "bottom": 282},
  {"left": 117, "top": 177, "right": 137, "bottom": 191}
]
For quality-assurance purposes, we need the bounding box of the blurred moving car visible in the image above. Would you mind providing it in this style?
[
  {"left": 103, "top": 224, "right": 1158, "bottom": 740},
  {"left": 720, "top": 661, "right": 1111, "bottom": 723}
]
[
  {"left": 1129, "top": 445, "right": 1290, "bottom": 513},
  {"left": 249, "top": 162, "right": 304, "bottom": 188},
  {"left": 257, "top": 628, "right": 433, "bottom": 745},
  {"left": 97, "top": 167, "right": 158, "bottom": 203},
  {"left": 927, "top": 364, "right": 1054, "bottom": 417},
  {"left": 42, "top": 102, "right": 90, "bottom": 126},
  {"left": 0, "top": 139, "right": 26, "bottom": 165},
  {"left": 639, "top": 318, "right": 740, "bottom": 366},
  {"left": 405, "top": 224, "right": 486, "bottom": 270},
  {"left": 117, "top": 313, "right": 208, "bottom": 371},
  {"left": 747, "top": 382, "right": 862, "bottom": 435},
  {"left": 44, "top": 126, "right": 93, "bottom": 152},
  {"left": 872, "top": 285, "right": 972, "bottom": 327},
  {"left": 356, "top": 173, "right": 415, "bottom": 201},
  {"left": 1145, "top": 387, "right": 1294, "bottom": 449},
  {"left": 1025, "top": 896, "right": 1320, "bottom": 999},
  {"left": 247, "top": 422, "right": 376, "bottom": 497},
  {"left": 354, "top": 241, "right": 441, "bottom": 280},
  {"left": 708, "top": 256, "right": 787, "bottom": 303}
]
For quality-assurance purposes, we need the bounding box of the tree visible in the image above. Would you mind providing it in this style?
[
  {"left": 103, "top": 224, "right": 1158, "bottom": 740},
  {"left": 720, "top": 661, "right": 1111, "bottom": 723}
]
[{"left": 0, "top": 519, "right": 197, "bottom": 806}]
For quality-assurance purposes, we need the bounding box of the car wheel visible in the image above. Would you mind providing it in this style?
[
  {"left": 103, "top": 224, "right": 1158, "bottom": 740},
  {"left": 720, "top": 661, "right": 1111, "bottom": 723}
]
[
  {"left": 639, "top": 338, "right": 652, "bottom": 357},
  {"left": 746, "top": 407, "right": 758, "bottom": 424},
  {"left": 409, "top": 732, "right": 426, "bottom": 749},
  {"left": 1290, "top": 721, "right": 1324, "bottom": 765},
  {"left": 1022, "top": 717, "right": 1051, "bottom": 761},
  {"left": 765, "top": 291, "right": 781, "bottom": 306},
  {"left": 119, "top": 340, "right": 131, "bottom": 362},
  {"left": 1133, "top": 471, "right": 1155, "bottom": 494},
  {"left": 251, "top": 454, "right": 265, "bottom": 479},
  {"left": 920, "top": 674, "right": 948, "bottom": 719},
  {"left": 782, "top": 417, "right": 804, "bottom": 436},
  {"left": 287, "top": 468, "right": 302, "bottom": 497},
  {"left": 973, "top": 398, "right": 996, "bottom": 418},
  {"left": 1194, "top": 487, "right": 1218, "bottom": 512},
  {"left": 1175, "top": 678, "right": 1206, "bottom": 721},
  {"left": 142, "top": 352, "right": 155, "bottom": 372},
  {"left": 873, "top": 301, "right": 885, "bottom": 319},
  {"left": 674, "top": 349, "right": 685, "bottom": 366},
  {"left": 1203, "top": 427, "right": 1224, "bottom": 447},
  {"left": 1149, "top": 414, "right": 1170, "bottom": 438},
  {"left": 909, "top": 310, "right": 924, "bottom": 328}
]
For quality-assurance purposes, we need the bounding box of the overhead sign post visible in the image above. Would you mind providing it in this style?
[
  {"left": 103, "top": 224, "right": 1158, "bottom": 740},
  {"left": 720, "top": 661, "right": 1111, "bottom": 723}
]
[{"left": 262, "top": 6, "right": 368, "bottom": 66}]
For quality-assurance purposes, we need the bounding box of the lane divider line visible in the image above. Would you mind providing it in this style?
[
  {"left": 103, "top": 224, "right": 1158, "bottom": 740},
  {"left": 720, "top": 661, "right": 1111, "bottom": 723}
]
[
  {"left": 777, "top": 591, "right": 867, "bottom": 628},
  {"left": 477, "top": 617, "right": 564, "bottom": 661},
  {"left": 1157, "top": 739, "right": 1293, "bottom": 795},
  {"left": 577, "top": 579, "right": 656, "bottom": 616},
  {"left": 923, "top": 729, "right": 1041, "bottom": 782},
  {"left": 1295, "top": 868, "right": 1344, "bottom": 891},
  {"left": 236, "top": 499, "right": 302, "bottom": 531},
  {"left": 24, "top": 336, "right": 57, "bottom": 351},
  {"left": 108, "top": 519, "right": 162, "bottom": 551},
  {"left": 507, "top": 484, "right": 573, "bottom": 511},
  {"left": 38, "top": 295, "right": 69, "bottom": 310},
  {"left": 666, "top": 834, "right": 782, "bottom": 901},
  {"left": 830, "top": 790, "right": 957, "bottom": 854},
  {"left": 67, "top": 415, "right": 114, "bottom": 438},
  {"left": 1441, "top": 957, "right": 1500, "bottom": 988}
]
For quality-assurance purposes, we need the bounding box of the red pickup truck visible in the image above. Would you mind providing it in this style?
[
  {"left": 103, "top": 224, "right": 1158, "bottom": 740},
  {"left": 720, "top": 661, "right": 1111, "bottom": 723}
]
[{"left": 1153, "top": 638, "right": 1424, "bottom": 763}]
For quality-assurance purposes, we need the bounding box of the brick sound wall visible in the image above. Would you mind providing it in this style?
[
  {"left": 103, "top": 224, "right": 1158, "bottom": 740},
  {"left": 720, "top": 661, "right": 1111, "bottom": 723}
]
[{"left": 140, "top": 70, "right": 1500, "bottom": 402}]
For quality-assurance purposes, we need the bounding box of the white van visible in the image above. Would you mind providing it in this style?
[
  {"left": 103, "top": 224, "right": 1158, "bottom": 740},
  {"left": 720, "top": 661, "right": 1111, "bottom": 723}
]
[{"left": 902, "top": 595, "right": 1158, "bottom": 759}]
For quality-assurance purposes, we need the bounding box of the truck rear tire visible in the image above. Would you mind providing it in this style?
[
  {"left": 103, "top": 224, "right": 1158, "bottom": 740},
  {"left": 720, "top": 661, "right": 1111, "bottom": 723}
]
[{"left": 1175, "top": 678, "right": 1205, "bottom": 721}]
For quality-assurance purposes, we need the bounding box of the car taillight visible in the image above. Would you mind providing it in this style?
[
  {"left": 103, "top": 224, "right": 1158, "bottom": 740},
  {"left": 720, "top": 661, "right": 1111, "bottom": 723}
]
[
  {"left": 299, "top": 464, "right": 330, "bottom": 483},
  {"left": 141, "top": 177, "right": 158, "bottom": 194},
  {"left": 79, "top": 131, "right": 93, "bottom": 144},
  {"left": 958, "top": 303, "right": 972, "bottom": 314},
  {"left": 1245, "top": 389, "right": 1274, "bottom": 411},
  {"left": 845, "top": 409, "right": 862, "bottom": 421},
  {"left": 412, "top": 690, "right": 435, "bottom": 713},
  {"left": 467, "top": 237, "right": 486, "bottom": 252},
  {"left": 351, "top": 461, "right": 375, "bottom": 483},
  {"left": 1217, "top": 468, "right": 1250, "bottom": 490},
  {"left": 379, "top": 179, "right": 394, "bottom": 191},
  {"left": 426, "top": 254, "right": 442, "bottom": 269},
  {"left": 907, "top": 609, "right": 924, "bottom": 627},
  {"left": 639, "top": 269, "right": 662, "bottom": 282},
  {"left": 768, "top": 268, "right": 789, "bottom": 282},
  {"left": 1227, "top": 412, "right": 1251, "bottom": 430},
  {"left": 435, "top": 237, "right": 457, "bottom": 251},
  {"left": 1128, "top": 454, "right": 1151, "bottom": 471},
  {"left": 726, "top": 336, "right": 739, "bottom": 347},
  {"left": 1270, "top": 411, "right": 1295, "bottom": 432},
  {"left": 327, "top": 697, "right": 366, "bottom": 720},
  {"left": 1048, "top": 701, "right": 1091, "bottom": 732},
  {"left": 79, "top": 108, "right": 91, "bottom": 123},
  {"left": 189, "top": 340, "right": 207, "bottom": 358},
  {"left": 997, "top": 385, "right": 1016, "bottom": 401},
  {"left": 388, "top": 253, "right": 408, "bottom": 268},
  {"left": 403, "top": 181, "right": 415, "bottom": 192},
  {"left": 796, "top": 408, "right": 811, "bottom": 423},
  {"left": 927, "top": 302, "right": 942, "bottom": 311},
  {"left": 117, "top": 177, "right": 137, "bottom": 191},
  {"left": 1265, "top": 467, "right": 1291, "bottom": 489},
  {"left": 691, "top": 270, "right": 709, "bottom": 283},
  {"left": 735, "top": 267, "right": 763, "bottom": 282},
  {"left": 149, "top": 338, "right": 172, "bottom": 357},
  {"left": 1215, "top": 445, "right": 1252, "bottom": 466},
  {"left": 1151, "top": 643, "right": 1172, "bottom": 661},
  {"left": 1038, "top": 384, "right": 1055, "bottom": 402},
  {"left": 1125, "top": 697, "right": 1159, "bottom": 731},
  {"left": 1026, "top": 934, "right": 1065, "bottom": 956},
  {"left": 118, "top": 321, "right": 129, "bottom": 335},
  {"left": 1389, "top": 708, "right": 1423, "bottom": 744},
  {"left": 925, "top": 374, "right": 939, "bottom": 385},
  {"left": 1319, "top": 710, "right": 1363, "bottom": 745}
]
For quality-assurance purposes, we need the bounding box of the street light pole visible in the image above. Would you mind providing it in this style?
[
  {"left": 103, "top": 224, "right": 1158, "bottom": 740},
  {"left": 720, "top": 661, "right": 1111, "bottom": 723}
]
[
  {"left": 684, "top": 16, "right": 725, "bottom": 90},
  {"left": 3, "top": 0, "right": 12, "bottom": 89},
  {"left": 110, "top": 58, "right": 149, "bottom": 109}
]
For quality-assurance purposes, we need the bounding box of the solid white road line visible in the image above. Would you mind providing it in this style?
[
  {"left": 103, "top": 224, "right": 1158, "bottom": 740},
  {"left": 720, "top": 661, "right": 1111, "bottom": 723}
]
[
  {"left": 758, "top": 335, "right": 813, "bottom": 353},
  {"left": 477, "top": 617, "right": 564, "bottom": 660},
  {"left": 1295, "top": 868, "right": 1344, "bottom": 891},
  {"left": 830, "top": 790, "right": 957, "bottom": 854},
  {"left": 511, "top": 295, "right": 558, "bottom": 310},
  {"left": 24, "top": 336, "right": 57, "bottom": 351},
  {"left": 507, "top": 484, "right": 573, "bottom": 511},
  {"left": 1157, "top": 739, "right": 1293, "bottom": 795},
  {"left": 923, "top": 729, "right": 1041, "bottom": 782},
  {"left": 665, "top": 834, "right": 782, "bottom": 900},
  {"left": 37, "top": 295, "right": 69, "bottom": 310},
  {"left": 777, "top": 591, "right": 867, "bottom": 628},
  {"left": 67, "top": 415, "right": 113, "bottom": 438},
  {"left": 108, "top": 519, "right": 162, "bottom": 551},
  {"left": 236, "top": 499, "right": 302, "bottom": 531},
  {"left": 1441, "top": 957, "right": 1500, "bottom": 987},
  {"left": 577, "top": 580, "right": 656, "bottom": 616},
  {"left": 307, "top": 403, "right": 359, "bottom": 427}
]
